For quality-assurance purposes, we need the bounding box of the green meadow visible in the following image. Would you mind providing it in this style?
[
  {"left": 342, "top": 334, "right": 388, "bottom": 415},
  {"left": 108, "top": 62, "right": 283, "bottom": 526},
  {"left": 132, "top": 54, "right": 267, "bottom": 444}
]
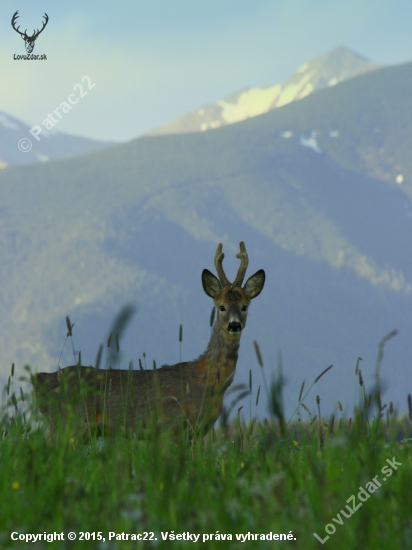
[{"left": 1, "top": 332, "right": 411, "bottom": 550}]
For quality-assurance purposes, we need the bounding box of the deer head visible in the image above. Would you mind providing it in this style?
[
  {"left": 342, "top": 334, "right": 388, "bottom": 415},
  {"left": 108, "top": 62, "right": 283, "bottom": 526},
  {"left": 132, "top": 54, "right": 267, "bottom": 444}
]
[
  {"left": 202, "top": 242, "right": 265, "bottom": 340},
  {"left": 11, "top": 11, "right": 49, "bottom": 54}
]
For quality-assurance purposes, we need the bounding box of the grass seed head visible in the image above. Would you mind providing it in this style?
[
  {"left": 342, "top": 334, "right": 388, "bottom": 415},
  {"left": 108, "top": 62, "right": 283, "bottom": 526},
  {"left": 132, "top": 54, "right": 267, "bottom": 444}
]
[
  {"left": 253, "top": 340, "right": 263, "bottom": 367},
  {"left": 210, "top": 306, "right": 216, "bottom": 327},
  {"left": 255, "top": 385, "right": 261, "bottom": 407},
  {"left": 298, "top": 380, "right": 305, "bottom": 402},
  {"left": 314, "top": 364, "right": 333, "bottom": 384},
  {"left": 66, "top": 316, "right": 73, "bottom": 337},
  {"left": 95, "top": 344, "right": 103, "bottom": 369}
]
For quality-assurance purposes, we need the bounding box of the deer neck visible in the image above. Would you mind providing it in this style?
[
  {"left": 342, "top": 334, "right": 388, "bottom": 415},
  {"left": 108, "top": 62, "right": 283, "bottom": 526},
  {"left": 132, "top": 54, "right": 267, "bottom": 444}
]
[{"left": 194, "top": 322, "right": 241, "bottom": 388}]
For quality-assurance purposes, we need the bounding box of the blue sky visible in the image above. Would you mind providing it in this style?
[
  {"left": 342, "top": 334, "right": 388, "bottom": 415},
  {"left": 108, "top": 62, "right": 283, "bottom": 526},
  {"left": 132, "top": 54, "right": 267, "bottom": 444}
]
[{"left": 1, "top": 0, "right": 412, "bottom": 141}]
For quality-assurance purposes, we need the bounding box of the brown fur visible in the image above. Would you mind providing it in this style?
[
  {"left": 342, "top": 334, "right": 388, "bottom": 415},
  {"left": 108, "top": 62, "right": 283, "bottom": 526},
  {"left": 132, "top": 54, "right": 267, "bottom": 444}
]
[{"left": 33, "top": 242, "right": 265, "bottom": 438}]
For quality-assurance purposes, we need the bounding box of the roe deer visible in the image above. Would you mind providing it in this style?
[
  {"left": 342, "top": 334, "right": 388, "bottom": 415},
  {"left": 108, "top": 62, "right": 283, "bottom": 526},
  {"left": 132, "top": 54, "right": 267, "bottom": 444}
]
[{"left": 33, "top": 242, "right": 265, "bottom": 438}]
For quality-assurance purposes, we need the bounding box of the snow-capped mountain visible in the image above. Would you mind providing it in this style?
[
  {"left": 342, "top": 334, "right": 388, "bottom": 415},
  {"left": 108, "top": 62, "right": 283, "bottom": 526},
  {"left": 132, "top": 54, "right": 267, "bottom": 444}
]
[
  {"left": 0, "top": 111, "right": 116, "bottom": 168},
  {"left": 146, "top": 47, "right": 382, "bottom": 136}
]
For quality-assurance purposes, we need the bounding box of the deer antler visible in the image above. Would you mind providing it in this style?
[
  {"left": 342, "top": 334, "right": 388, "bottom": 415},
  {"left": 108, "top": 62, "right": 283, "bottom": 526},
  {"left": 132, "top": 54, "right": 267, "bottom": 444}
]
[
  {"left": 32, "top": 13, "right": 49, "bottom": 40},
  {"left": 233, "top": 241, "right": 249, "bottom": 287},
  {"left": 11, "top": 11, "right": 49, "bottom": 39},
  {"left": 11, "top": 11, "right": 25, "bottom": 37},
  {"left": 214, "top": 243, "right": 230, "bottom": 287}
]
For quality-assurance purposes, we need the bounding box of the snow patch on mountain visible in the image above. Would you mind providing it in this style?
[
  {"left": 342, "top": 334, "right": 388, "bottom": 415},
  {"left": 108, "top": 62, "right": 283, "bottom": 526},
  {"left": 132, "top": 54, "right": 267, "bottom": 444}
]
[
  {"left": 218, "top": 85, "right": 282, "bottom": 124},
  {"left": 300, "top": 131, "right": 322, "bottom": 153}
]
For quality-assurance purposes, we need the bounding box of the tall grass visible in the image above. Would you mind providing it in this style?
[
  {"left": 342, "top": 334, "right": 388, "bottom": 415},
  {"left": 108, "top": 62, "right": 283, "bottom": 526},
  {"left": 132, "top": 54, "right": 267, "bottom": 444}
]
[{"left": 0, "top": 324, "right": 411, "bottom": 550}]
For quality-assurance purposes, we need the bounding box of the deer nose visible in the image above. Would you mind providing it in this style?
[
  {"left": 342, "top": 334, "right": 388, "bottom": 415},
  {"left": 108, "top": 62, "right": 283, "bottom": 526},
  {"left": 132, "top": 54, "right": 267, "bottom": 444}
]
[{"left": 228, "top": 321, "right": 242, "bottom": 332}]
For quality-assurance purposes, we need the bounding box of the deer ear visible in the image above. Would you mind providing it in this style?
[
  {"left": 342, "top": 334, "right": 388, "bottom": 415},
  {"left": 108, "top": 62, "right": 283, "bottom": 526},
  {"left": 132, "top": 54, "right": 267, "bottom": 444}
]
[
  {"left": 202, "top": 269, "right": 222, "bottom": 299},
  {"left": 243, "top": 269, "right": 265, "bottom": 299}
]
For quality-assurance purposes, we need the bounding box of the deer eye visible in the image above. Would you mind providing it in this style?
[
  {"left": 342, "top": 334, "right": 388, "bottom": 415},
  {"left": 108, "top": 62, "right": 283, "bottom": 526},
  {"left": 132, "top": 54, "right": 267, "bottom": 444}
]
[
  {"left": 242, "top": 305, "right": 248, "bottom": 312},
  {"left": 219, "top": 305, "right": 226, "bottom": 312}
]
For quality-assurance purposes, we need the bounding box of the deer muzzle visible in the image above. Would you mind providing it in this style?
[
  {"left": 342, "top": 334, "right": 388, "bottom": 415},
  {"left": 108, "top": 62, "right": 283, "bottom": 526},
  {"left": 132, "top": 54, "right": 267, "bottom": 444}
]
[{"left": 228, "top": 321, "right": 242, "bottom": 333}]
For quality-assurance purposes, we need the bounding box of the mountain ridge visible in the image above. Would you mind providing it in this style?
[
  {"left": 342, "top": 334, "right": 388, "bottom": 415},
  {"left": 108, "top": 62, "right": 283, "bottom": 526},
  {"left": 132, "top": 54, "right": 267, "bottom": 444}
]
[{"left": 145, "top": 46, "right": 383, "bottom": 136}]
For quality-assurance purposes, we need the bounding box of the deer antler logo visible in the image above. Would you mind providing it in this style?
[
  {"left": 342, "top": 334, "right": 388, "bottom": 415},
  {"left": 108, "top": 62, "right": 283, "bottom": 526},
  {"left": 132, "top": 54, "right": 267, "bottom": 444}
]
[{"left": 11, "top": 11, "right": 49, "bottom": 54}]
